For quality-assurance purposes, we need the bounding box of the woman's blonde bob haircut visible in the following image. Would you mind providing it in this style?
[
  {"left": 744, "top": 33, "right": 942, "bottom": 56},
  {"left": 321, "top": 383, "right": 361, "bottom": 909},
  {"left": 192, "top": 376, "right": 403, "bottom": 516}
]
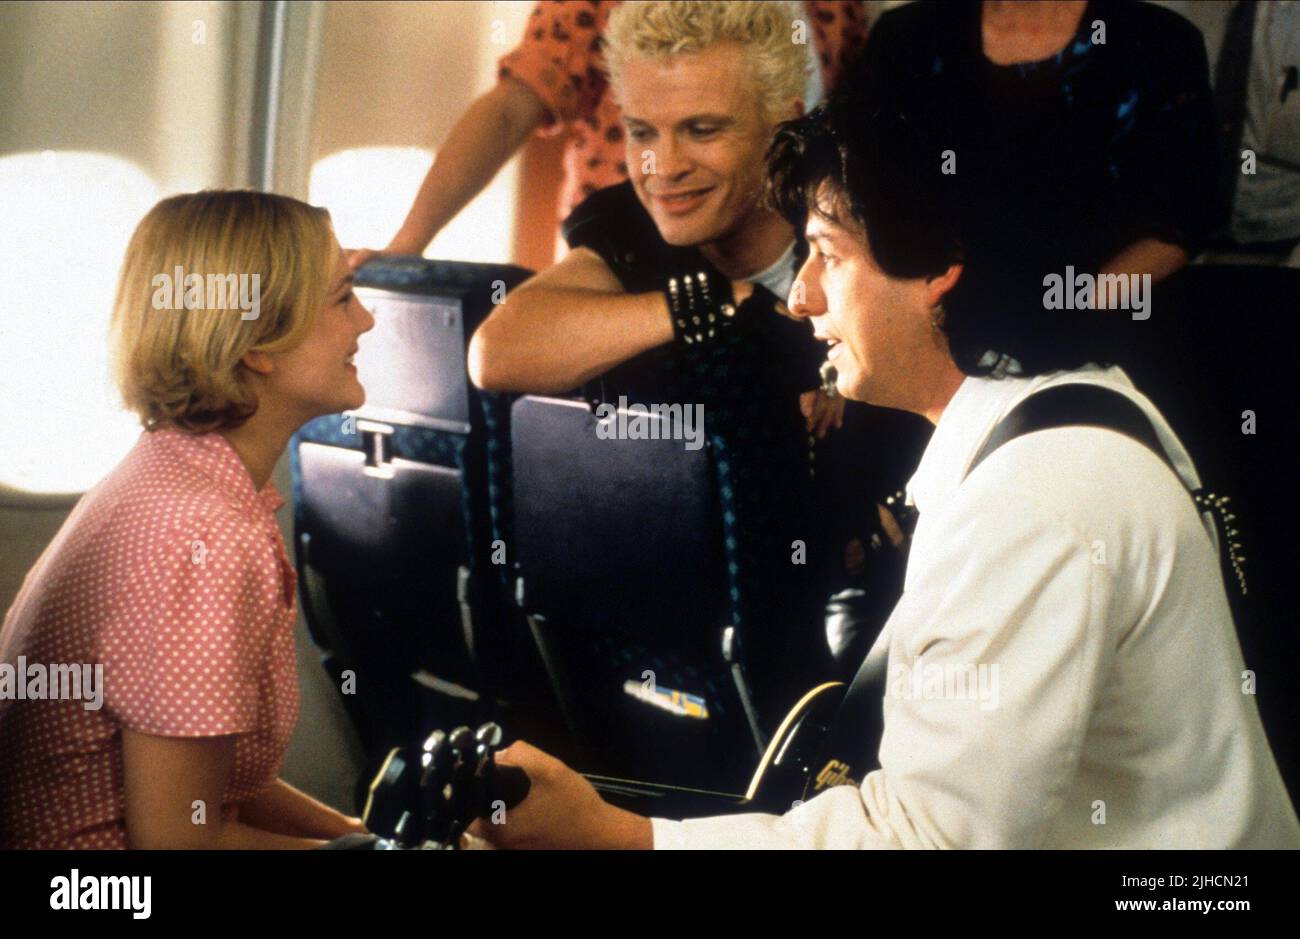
[
  {"left": 110, "top": 190, "right": 337, "bottom": 434},
  {"left": 601, "top": 0, "right": 809, "bottom": 125}
]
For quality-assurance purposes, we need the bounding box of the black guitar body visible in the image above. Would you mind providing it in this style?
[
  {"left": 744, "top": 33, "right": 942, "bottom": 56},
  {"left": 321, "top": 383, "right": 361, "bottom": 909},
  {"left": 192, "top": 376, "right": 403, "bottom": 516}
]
[{"left": 739, "top": 680, "right": 851, "bottom": 814}]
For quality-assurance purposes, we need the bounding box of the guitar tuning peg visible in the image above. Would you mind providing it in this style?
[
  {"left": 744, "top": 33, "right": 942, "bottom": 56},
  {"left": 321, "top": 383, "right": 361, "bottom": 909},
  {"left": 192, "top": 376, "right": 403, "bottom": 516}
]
[
  {"left": 448, "top": 726, "right": 475, "bottom": 752},
  {"left": 422, "top": 729, "right": 446, "bottom": 754},
  {"left": 475, "top": 722, "right": 503, "bottom": 748}
]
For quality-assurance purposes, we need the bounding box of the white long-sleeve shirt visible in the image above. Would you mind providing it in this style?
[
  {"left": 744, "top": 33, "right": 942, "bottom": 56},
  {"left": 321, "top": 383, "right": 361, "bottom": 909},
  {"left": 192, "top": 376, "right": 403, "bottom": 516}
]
[{"left": 652, "top": 365, "right": 1300, "bottom": 849}]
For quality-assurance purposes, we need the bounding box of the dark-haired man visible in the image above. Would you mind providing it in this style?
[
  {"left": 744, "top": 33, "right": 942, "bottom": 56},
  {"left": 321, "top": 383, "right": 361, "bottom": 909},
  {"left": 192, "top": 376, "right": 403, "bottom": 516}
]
[{"left": 470, "top": 101, "right": 1300, "bottom": 849}]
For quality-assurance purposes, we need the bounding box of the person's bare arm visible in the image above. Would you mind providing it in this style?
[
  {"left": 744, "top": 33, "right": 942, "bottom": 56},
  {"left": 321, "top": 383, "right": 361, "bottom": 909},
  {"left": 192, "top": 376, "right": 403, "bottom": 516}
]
[
  {"left": 468, "top": 247, "right": 756, "bottom": 394},
  {"left": 121, "top": 729, "right": 327, "bottom": 849},
  {"left": 1098, "top": 237, "right": 1188, "bottom": 290},
  {"left": 350, "top": 78, "right": 547, "bottom": 266},
  {"left": 467, "top": 246, "right": 672, "bottom": 393},
  {"left": 236, "top": 778, "right": 366, "bottom": 840}
]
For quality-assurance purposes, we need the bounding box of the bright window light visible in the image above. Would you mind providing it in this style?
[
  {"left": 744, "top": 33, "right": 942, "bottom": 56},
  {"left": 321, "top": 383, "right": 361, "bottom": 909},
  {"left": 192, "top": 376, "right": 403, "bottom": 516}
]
[
  {"left": 308, "top": 146, "right": 516, "bottom": 263},
  {"left": 0, "top": 151, "right": 159, "bottom": 495}
]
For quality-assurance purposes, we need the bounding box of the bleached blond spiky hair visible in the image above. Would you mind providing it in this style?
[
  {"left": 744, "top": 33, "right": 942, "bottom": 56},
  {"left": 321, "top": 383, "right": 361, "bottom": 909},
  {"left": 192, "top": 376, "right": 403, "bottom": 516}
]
[{"left": 602, "top": 0, "right": 809, "bottom": 124}]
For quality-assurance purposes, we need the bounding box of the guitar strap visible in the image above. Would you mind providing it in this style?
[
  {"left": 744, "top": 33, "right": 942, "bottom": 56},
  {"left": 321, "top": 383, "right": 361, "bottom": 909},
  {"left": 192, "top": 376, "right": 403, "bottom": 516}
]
[{"left": 811, "top": 382, "right": 1195, "bottom": 795}]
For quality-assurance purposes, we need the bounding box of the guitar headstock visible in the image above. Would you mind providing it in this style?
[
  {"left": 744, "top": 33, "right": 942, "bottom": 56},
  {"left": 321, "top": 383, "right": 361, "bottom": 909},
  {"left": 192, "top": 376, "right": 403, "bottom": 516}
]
[{"left": 362, "top": 721, "right": 529, "bottom": 849}]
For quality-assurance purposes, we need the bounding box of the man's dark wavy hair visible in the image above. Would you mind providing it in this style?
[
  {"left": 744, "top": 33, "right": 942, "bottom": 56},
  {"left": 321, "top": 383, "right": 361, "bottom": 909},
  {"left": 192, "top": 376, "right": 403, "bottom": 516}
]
[{"left": 764, "top": 103, "right": 1117, "bottom": 377}]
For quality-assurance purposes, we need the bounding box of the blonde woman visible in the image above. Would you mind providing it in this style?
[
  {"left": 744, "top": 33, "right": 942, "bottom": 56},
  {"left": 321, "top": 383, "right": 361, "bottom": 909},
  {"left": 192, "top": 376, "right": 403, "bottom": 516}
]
[{"left": 0, "top": 191, "right": 374, "bottom": 848}]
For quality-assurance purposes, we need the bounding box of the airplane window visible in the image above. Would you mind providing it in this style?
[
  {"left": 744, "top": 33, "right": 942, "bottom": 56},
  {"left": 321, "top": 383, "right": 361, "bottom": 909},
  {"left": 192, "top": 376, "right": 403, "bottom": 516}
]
[
  {"left": 308, "top": 146, "right": 518, "bottom": 263},
  {"left": 0, "top": 150, "right": 159, "bottom": 495}
]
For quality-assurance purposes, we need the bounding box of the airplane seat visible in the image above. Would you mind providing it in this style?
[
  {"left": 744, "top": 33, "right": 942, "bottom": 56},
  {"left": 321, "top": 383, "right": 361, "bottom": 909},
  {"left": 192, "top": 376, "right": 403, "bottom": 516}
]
[
  {"left": 290, "top": 257, "right": 546, "bottom": 767},
  {"left": 291, "top": 418, "right": 470, "bottom": 761},
  {"left": 668, "top": 322, "right": 838, "bottom": 720},
  {"left": 511, "top": 394, "right": 762, "bottom": 794},
  {"left": 478, "top": 389, "right": 517, "bottom": 598},
  {"left": 1127, "top": 263, "right": 1300, "bottom": 804},
  {"left": 503, "top": 309, "right": 849, "bottom": 794},
  {"left": 468, "top": 387, "right": 569, "bottom": 753}
]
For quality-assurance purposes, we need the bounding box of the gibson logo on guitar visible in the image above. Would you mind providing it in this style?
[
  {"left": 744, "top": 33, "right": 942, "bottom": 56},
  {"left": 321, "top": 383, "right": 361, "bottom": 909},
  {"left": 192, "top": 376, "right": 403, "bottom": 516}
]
[{"left": 813, "top": 759, "right": 858, "bottom": 791}]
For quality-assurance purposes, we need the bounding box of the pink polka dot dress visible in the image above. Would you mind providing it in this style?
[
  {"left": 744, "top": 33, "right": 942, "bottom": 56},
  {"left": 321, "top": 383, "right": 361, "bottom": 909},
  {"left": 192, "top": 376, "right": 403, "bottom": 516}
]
[{"left": 0, "top": 427, "right": 300, "bottom": 848}]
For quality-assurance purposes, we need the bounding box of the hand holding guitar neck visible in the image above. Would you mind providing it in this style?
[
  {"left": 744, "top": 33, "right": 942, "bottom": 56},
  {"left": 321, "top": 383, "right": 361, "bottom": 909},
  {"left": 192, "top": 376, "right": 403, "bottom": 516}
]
[
  {"left": 359, "top": 721, "right": 531, "bottom": 849},
  {"left": 412, "top": 723, "right": 526, "bottom": 848},
  {"left": 442, "top": 723, "right": 532, "bottom": 847}
]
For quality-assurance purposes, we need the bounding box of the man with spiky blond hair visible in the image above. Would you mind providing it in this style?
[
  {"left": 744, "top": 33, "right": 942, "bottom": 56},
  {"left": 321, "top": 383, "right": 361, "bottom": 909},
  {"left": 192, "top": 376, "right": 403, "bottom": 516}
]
[
  {"left": 471, "top": 0, "right": 871, "bottom": 718},
  {"left": 468, "top": 0, "right": 826, "bottom": 396}
]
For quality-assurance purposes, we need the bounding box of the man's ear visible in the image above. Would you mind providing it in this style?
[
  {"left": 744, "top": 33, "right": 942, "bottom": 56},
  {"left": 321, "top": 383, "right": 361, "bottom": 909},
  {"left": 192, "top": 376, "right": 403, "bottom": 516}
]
[
  {"left": 240, "top": 349, "right": 275, "bottom": 377},
  {"left": 926, "top": 263, "right": 962, "bottom": 308}
]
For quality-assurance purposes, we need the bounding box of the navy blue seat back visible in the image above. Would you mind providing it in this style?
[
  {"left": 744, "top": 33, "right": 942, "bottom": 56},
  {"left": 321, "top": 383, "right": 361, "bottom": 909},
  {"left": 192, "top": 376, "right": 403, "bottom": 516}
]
[
  {"left": 511, "top": 395, "right": 759, "bottom": 792},
  {"left": 290, "top": 257, "right": 533, "bottom": 759}
]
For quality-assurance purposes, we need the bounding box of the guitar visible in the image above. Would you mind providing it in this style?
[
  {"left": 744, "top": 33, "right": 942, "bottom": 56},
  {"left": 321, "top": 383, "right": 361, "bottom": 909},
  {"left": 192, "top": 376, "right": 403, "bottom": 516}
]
[
  {"left": 353, "top": 668, "right": 879, "bottom": 848},
  {"left": 347, "top": 486, "right": 907, "bottom": 847},
  {"left": 354, "top": 723, "right": 531, "bottom": 849}
]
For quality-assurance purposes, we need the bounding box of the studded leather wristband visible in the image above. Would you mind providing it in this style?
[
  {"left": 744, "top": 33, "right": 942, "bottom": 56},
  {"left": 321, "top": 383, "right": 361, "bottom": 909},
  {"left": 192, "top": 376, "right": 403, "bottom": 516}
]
[{"left": 662, "top": 268, "right": 739, "bottom": 347}]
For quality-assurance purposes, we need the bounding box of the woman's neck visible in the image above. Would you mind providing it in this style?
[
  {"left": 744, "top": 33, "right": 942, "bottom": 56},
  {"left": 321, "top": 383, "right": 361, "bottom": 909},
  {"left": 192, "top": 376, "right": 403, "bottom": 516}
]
[
  {"left": 219, "top": 404, "right": 301, "bottom": 492},
  {"left": 981, "top": 0, "right": 1088, "bottom": 66}
]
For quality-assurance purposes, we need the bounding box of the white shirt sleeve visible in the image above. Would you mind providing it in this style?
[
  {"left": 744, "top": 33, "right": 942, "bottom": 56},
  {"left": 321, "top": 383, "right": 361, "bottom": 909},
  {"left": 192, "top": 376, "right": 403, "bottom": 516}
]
[{"left": 652, "top": 441, "right": 1127, "bottom": 849}]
